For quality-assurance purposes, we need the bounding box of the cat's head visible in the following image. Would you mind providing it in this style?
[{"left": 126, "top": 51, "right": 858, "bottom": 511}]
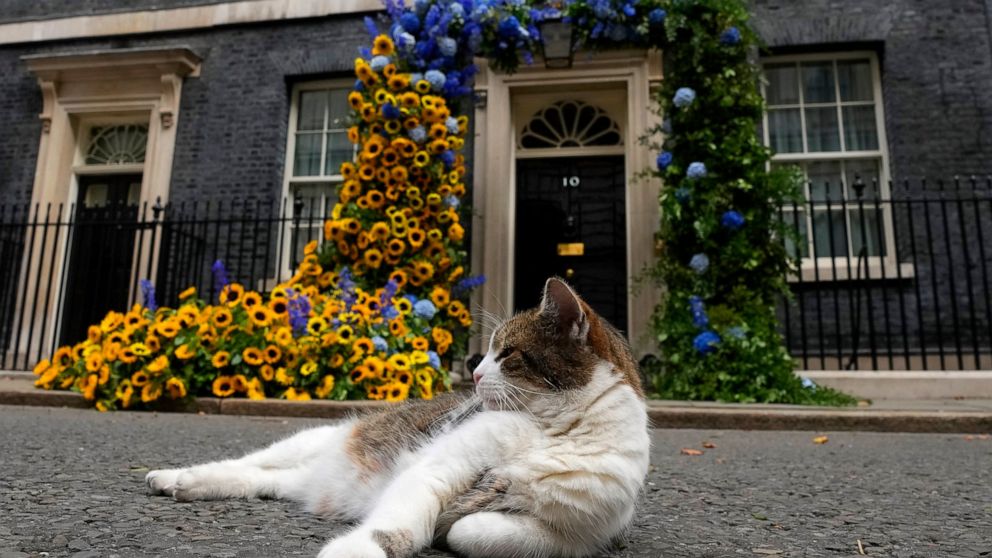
[{"left": 472, "top": 277, "right": 643, "bottom": 412}]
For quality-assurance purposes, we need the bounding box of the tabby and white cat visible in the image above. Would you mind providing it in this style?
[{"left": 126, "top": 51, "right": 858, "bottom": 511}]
[{"left": 146, "top": 277, "right": 650, "bottom": 558}]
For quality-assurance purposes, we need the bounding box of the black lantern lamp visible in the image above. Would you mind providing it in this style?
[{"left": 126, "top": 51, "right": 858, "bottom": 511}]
[{"left": 538, "top": 16, "right": 575, "bottom": 69}]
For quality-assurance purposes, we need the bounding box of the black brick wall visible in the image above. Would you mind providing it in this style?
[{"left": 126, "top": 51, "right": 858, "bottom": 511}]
[{"left": 0, "top": 0, "right": 227, "bottom": 24}]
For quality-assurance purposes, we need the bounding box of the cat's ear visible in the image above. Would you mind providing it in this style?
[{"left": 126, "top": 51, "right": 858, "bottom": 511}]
[{"left": 539, "top": 277, "right": 589, "bottom": 342}]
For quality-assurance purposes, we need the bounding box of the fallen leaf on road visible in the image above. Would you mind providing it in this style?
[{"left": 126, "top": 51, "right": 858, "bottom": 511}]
[
  {"left": 751, "top": 512, "right": 768, "bottom": 521},
  {"left": 813, "top": 436, "right": 829, "bottom": 444},
  {"left": 752, "top": 548, "right": 783, "bottom": 555},
  {"left": 857, "top": 539, "right": 866, "bottom": 555},
  {"left": 702, "top": 441, "right": 717, "bottom": 449},
  {"left": 680, "top": 448, "right": 704, "bottom": 456}
]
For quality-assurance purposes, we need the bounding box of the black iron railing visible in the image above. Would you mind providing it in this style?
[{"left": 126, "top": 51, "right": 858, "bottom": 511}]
[{"left": 779, "top": 176, "right": 992, "bottom": 371}]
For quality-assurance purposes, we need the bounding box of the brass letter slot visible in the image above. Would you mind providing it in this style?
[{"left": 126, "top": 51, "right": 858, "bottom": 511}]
[{"left": 557, "top": 242, "right": 585, "bottom": 256}]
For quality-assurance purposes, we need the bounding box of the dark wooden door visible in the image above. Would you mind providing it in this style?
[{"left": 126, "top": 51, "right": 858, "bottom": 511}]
[
  {"left": 60, "top": 174, "right": 142, "bottom": 345},
  {"left": 514, "top": 156, "right": 627, "bottom": 332}
]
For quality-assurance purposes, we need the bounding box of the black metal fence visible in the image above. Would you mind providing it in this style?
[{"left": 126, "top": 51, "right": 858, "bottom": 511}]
[
  {"left": 0, "top": 197, "right": 326, "bottom": 371},
  {"left": 778, "top": 176, "right": 992, "bottom": 371},
  {"left": 2, "top": 179, "right": 991, "bottom": 372}
]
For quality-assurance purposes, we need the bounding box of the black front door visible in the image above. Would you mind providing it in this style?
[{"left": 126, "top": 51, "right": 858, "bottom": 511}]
[
  {"left": 514, "top": 156, "right": 627, "bottom": 332},
  {"left": 60, "top": 174, "right": 142, "bottom": 345}
]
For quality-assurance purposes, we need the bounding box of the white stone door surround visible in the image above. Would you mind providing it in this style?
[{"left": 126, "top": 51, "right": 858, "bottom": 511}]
[{"left": 470, "top": 49, "right": 662, "bottom": 356}]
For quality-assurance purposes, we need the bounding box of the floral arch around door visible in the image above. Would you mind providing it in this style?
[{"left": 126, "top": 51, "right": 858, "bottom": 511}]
[{"left": 36, "top": 0, "right": 852, "bottom": 409}]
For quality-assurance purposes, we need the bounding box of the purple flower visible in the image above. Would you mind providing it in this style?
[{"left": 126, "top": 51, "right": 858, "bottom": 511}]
[
  {"left": 140, "top": 279, "right": 157, "bottom": 312},
  {"left": 689, "top": 253, "right": 710, "bottom": 274},
  {"left": 287, "top": 289, "right": 312, "bottom": 337},
  {"left": 721, "top": 210, "right": 746, "bottom": 231},
  {"left": 720, "top": 27, "right": 742, "bottom": 46},
  {"left": 656, "top": 151, "right": 673, "bottom": 171},
  {"left": 673, "top": 87, "right": 696, "bottom": 108},
  {"left": 687, "top": 162, "right": 707, "bottom": 179},
  {"left": 693, "top": 331, "right": 721, "bottom": 354},
  {"left": 211, "top": 259, "right": 229, "bottom": 295}
]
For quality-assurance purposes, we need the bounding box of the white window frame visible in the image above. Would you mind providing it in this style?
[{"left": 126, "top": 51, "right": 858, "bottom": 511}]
[
  {"left": 761, "top": 51, "right": 911, "bottom": 281},
  {"left": 278, "top": 78, "right": 355, "bottom": 281}
]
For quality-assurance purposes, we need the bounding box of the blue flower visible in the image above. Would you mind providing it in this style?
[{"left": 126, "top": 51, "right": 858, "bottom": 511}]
[
  {"left": 675, "top": 187, "right": 691, "bottom": 204},
  {"left": 354, "top": 79, "right": 365, "bottom": 92},
  {"left": 400, "top": 12, "right": 421, "bottom": 32},
  {"left": 608, "top": 23, "right": 628, "bottom": 42},
  {"left": 370, "top": 56, "right": 390, "bottom": 72},
  {"left": 721, "top": 210, "right": 746, "bottom": 231},
  {"left": 414, "top": 299, "right": 437, "bottom": 319},
  {"left": 648, "top": 8, "right": 667, "bottom": 25},
  {"left": 409, "top": 126, "right": 427, "bottom": 143},
  {"left": 381, "top": 103, "right": 401, "bottom": 119},
  {"left": 425, "top": 69, "right": 446, "bottom": 91},
  {"left": 453, "top": 274, "right": 486, "bottom": 295},
  {"left": 445, "top": 116, "right": 460, "bottom": 134},
  {"left": 287, "top": 290, "right": 312, "bottom": 337},
  {"left": 720, "top": 26, "right": 742, "bottom": 46},
  {"left": 372, "top": 336, "right": 389, "bottom": 353},
  {"left": 693, "top": 331, "right": 721, "bottom": 354},
  {"left": 801, "top": 376, "right": 817, "bottom": 390},
  {"left": 383, "top": 306, "right": 400, "bottom": 320},
  {"left": 140, "top": 279, "right": 157, "bottom": 312},
  {"left": 687, "top": 162, "right": 707, "bottom": 179},
  {"left": 449, "top": 2, "right": 464, "bottom": 17},
  {"left": 398, "top": 32, "right": 416, "bottom": 51},
  {"left": 441, "top": 150, "right": 456, "bottom": 168},
  {"left": 661, "top": 118, "right": 673, "bottom": 134},
  {"left": 656, "top": 151, "right": 673, "bottom": 171},
  {"left": 689, "top": 296, "right": 709, "bottom": 329},
  {"left": 689, "top": 253, "right": 710, "bottom": 274},
  {"left": 445, "top": 195, "right": 460, "bottom": 208},
  {"left": 673, "top": 87, "right": 696, "bottom": 108},
  {"left": 427, "top": 350, "right": 441, "bottom": 369},
  {"left": 438, "top": 36, "right": 458, "bottom": 57},
  {"left": 622, "top": 2, "right": 636, "bottom": 17},
  {"left": 498, "top": 15, "right": 522, "bottom": 39}
]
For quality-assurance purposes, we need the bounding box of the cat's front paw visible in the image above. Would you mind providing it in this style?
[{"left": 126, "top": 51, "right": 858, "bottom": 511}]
[
  {"left": 317, "top": 530, "right": 387, "bottom": 558},
  {"left": 146, "top": 468, "right": 184, "bottom": 496}
]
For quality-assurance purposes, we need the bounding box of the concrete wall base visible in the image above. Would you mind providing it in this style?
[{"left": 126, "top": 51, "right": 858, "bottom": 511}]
[{"left": 800, "top": 371, "right": 992, "bottom": 400}]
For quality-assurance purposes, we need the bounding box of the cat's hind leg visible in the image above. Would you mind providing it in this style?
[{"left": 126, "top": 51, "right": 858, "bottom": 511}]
[
  {"left": 146, "top": 422, "right": 350, "bottom": 502},
  {"left": 446, "top": 512, "right": 585, "bottom": 558}
]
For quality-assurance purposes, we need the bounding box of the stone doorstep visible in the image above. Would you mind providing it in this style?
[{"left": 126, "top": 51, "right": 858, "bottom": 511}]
[{"left": 1, "top": 375, "right": 991, "bottom": 433}]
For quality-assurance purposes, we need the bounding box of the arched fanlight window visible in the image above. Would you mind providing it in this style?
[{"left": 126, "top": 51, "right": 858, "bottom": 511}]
[
  {"left": 85, "top": 124, "right": 148, "bottom": 165},
  {"left": 518, "top": 100, "right": 622, "bottom": 149}
]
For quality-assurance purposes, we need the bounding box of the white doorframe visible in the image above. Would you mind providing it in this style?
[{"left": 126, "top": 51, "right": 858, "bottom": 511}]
[{"left": 471, "top": 49, "right": 663, "bottom": 357}]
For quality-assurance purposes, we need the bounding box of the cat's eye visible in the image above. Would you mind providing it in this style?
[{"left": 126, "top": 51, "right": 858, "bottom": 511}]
[{"left": 496, "top": 347, "right": 515, "bottom": 361}]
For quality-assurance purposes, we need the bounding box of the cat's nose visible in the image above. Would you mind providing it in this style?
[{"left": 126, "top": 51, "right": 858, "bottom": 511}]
[{"left": 472, "top": 369, "right": 483, "bottom": 384}]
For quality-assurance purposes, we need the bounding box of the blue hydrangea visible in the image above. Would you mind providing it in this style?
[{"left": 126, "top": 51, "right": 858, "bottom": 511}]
[
  {"left": 441, "top": 150, "right": 456, "bottom": 168},
  {"left": 414, "top": 299, "right": 437, "bottom": 319},
  {"left": 409, "top": 126, "right": 427, "bottom": 143},
  {"left": 140, "top": 279, "right": 157, "bottom": 312},
  {"left": 438, "top": 37, "right": 458, "bottom": 57},
  {"left": 720, "top": 26, "right": 742, "bottom": 46},
  {"left": 673, "top": 87, "right": 696, "bottom": 108},
  {"left": 687, "top": 162, "right": 707, "bottom": 179},
  {"left": 689, "top": 296, "right": 709, "bottom": 329},
  {"left": 410, "top": 72, "right": 423, "bottom": 84},
  {"left": 445, "top": 116, "right": 460, "bottom": 134},
  {"left": 427, "top": 350, "right": 441, "bottom": 369},
  {"left": 449, "top": 2, "right": 464, "bottom": 17},
  {"left": 721, "top": 210, "right": 746, "bottom": 231},
  {"left": 726, "top": 326, "right": 746, "bottom": 340},
  {"left": 445, "top": 195, "right": 460, "bottom": 208},
  {"left": 689, "top": 253, "right": 710, "bottom": 274},
  {"left": 498, "top": 15, "right": 523, "bottom": 39},
  {"left": 381, "top": 103, "right": 401, "bottom": 119},
  {"left": 354, "top": 79, "right": 365, "bottom": 92},
  {"left": 398, "top": 32, "right": 416, "bottom": 51},
  {"left": 801, "top": 376, "right": 817, "bottom": 390},
  {"left": 370, "top": 56, "right": 390, "bottom": 72},
  {"left": 648, "top": 8, "right": 667, "bottom": 24},
  {"left": 414, "top": 0, "right": 429, "bottom": 15},
  {"left": 383, "top": 306, "right": 399, "bottom": 320},
  {"left": 425, "top": 70, "right": 446, "bottom": 91},
  {"left": 372, "top": 336, "right": 389, "bottom": 353},
  {"left": 656, "top": 151, "right": 673, "bottom": 171},
  {"left": 608, "top": 23, "right": 628, "bottom": 41},
  {"left": 693, "top": 331, "right": 721, "bottom": 354},
  {"left": 399, "top": 12, "right": 421, "bottom": 32},
  {"left": 661, "top": 118, "right": 673, "bottom": 134},
  {"left": 675, "top": 187, "right": 691, "bottom": 204}
]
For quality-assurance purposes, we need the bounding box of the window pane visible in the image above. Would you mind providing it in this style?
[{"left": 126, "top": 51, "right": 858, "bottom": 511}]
[
  {"left": 849, "top": 209, "right": 885, "bottom": 257},
  {"left": 807, "top": 161, "right": 844, "bottom": 200},
  {"left": 812, "top": 210, "right": 848, "bottom": 257},
  {"left": 293, "top": 133, "right": 322, "bottom": 176},
  {"left": 325, "top": 132, "right": 354, "bottom": 176},
  {"left": 782, "top": 209, "right": 809, "bottom": 258},
  {"left": 805, "top": 107, "right": 841, "bottom": 152},
  {"left": 765, "top": 63, "right": 800, "bottom": 105},
  {"left": 838, "top": 60, "right": 873, "bottom": 102},
  {"left": 843, "top": 106, "right": 879, "bottom": 151},
  {"left": 328, "top": 89, "right": 351, "bottom": 130},
  {"left": 802, "top": 62, "right": 836, "bottom": 103},
  {"left": 844, "top": 159, "right": 881, "bottom": 199},
  {"left": 768, "top": 109, "right": 803, "bottom": 153},
  {"left": 298, "top": 91, "right": 328, "bottom": 131}
]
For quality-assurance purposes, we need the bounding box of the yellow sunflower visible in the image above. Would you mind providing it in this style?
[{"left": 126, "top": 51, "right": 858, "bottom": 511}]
[
  {"left": 372, "top": 35, "right": 395, "bottom": 56},
  {"left": 243, "top": 347, "right": 264, "bottom": 367},
  {"left": 212, "top": 376, "right": 236, "bottom": 397},
  {"left": 166, "top": 377, "right": 187, "bottom": 399},
  {"left": 179, "top": 286, "right": 197, "bottom": 300},
  {"left": 212, "top": 351, "right": 231, "bottom": 368}
]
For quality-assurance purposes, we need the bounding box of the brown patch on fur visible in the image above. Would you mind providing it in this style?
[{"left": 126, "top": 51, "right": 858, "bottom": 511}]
[
  {"left": 372, "top": 528, "right": 414, "bottom": 558},
  {"left": 434, "top": 470, "right": 512, "bottom": 547},
  {"left": 346, "top": 393, "right": 474, "bottom": 478},
  {"left": 493, "top": 278, "right": 644, "bottom": 398}
]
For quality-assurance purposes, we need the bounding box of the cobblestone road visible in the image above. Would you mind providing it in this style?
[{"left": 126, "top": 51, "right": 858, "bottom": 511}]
[{"left": 0, "top": 406, "right": 990, "bottom": 558}]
